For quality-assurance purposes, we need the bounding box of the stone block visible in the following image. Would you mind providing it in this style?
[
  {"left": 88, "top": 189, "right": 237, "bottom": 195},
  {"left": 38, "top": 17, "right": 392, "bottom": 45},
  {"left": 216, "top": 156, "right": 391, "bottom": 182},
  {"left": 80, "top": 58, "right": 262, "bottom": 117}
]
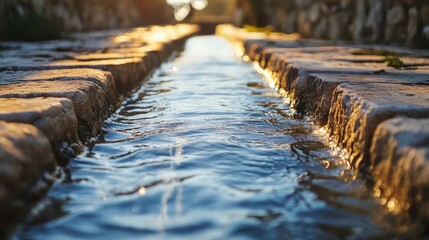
[
  {"left": 0, "top": 80, "right": 108, "bottom": 140},
  {"left": 263, "top": 51, "right": 384, "bottom": 101},
  {"left": 0, "top": 98, "right": 80, "bottom": 161},
  {"left": 327, "top": 83, "right": 429, "bottom": 169},
  {"left": 0, "top": 68, "right": 118, "bottom": 110},
  {"left": 49, "top": 58, "right": 149, "bottom": 94},
  {"left": 256, "top": 44, "right": 429, "bottom": 114},
  {"left": 0, "top": 121, "right": 55, "bottom": 232},
  {"left": 304, "top": 70, "right": 429, "bottom": 124},
  {"left": 107, "top": 47, "right": 165, "bottom": 68},
  {"left": 0, "top": 58, "right": 147, "bottom": 95},
  {"left": 370, "top": 117, "right": 429, "bottom": 225}
]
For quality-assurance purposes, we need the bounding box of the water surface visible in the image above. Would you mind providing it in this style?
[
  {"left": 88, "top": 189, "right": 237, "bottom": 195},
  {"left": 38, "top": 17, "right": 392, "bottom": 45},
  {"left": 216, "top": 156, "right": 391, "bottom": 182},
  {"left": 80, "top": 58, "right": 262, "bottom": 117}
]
[{"left": 15, "top": 36, "right": 400, "bottom": 239}]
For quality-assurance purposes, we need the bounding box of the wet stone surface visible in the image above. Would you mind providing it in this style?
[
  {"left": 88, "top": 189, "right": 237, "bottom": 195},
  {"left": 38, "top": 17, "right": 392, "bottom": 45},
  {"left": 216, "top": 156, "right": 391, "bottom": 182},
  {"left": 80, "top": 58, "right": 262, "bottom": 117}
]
[
  {"left": 0, "top": 80, "right": 109, "bottom": 139},
  {"left": 0, "top": 98, "right": 80, "bottom": 160},
  {"left": 13, "top": 36, "right": 416, "bottom": 239},
  {"left": 327, "top": 83, "right": 429, "bottom": 170},
  {"left": 371, "top": 118, "right": 429, "bottom": 226},
  {"left": 304, "top": 72, "right": 429, "bottom": 125},
  {"left": 0, "top": 121, "right": 56, "bottom": 239}
]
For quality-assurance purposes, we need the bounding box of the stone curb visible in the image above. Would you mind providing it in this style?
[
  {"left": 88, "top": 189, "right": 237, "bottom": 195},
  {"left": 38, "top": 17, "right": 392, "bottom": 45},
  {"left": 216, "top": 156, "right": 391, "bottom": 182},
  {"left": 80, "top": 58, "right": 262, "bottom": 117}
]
[
  {"left": 0, "top": 24, "right": 199, "bottom": 235},
  {"left": 0, "top": 121, "right": 56, "bottom": 237},
  {"left": 371, "top": 117, "right": 429, "bottom": 225},
  {"left": 327, "top": 83, "right": 429, "bottom": 170},
  {"left": 0, "top": 98, "right": 80, "bottom": 162},
  {"left": 216, "top": 24, "right": 429, "bottom": 226}
]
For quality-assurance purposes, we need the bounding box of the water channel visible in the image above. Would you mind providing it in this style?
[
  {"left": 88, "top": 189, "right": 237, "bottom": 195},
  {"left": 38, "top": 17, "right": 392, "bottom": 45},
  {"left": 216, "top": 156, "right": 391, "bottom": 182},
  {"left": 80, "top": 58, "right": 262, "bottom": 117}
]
[{"left": 14, "top": 36, "right": 405, "bottom": 239}]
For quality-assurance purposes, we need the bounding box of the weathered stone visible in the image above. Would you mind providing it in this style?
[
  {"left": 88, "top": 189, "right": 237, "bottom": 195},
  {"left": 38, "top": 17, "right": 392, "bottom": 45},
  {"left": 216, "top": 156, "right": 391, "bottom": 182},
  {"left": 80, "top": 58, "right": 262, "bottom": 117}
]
[
  {"left": 261, "top": 49, "right": 387, "bottom": 102},
  {"left": 253, "top": 42, "right": 429, "bottom": 112},
  {"left": 0, "top": 25, "right": 198, "bottom": 144},
  {"left": 0, "top": 68, "right": 120, "bottom": 128},
  {"left": 223, "top": 1, "right": 429, "bottom": 47},
  {"left": 68, "top": 51, "right": 164, "bottom": 84},
  {"left": 0, "top": 98, "right": 80, "bottom": 160},
  {"left": 0, "top": 121, "right": 55, "bottom": 236},
  {"left": 304, "top": 71, "right": 429, "bottom": 125},
  {"left": 0, "top": 58, "right": 147, "bottom": 95},
  {"left": 327, "top": 83, "right": 429, "bottom": 170},
  {"left": 0, "top": 80, "right": 108, "bottom": 140},
  {"left": 0, "top": 121, "right": 56, "bottom": 190},
  {"left": 281, "top": 60, "right": 380, "bottom": 101},
  {"left": 371, "top": 117, "right": 429, "bottom": 225},
  {"left": 0, "top": 68, "right": 113, "bottom": 84},
  {"left": 49, "top": 58, "right": 148, "bottom": 94},
  {"left": 0, "top": 68, "right": 118, "bottom": 109},
  {"left": 0, "top": 24, "right": 199, "bottom": 95}
]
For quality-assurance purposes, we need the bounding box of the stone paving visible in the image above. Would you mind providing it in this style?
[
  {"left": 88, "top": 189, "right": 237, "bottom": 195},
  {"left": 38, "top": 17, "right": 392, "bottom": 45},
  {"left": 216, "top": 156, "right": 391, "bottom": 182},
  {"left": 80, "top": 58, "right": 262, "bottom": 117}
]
[
  {"left": 0, "top": 24, "right": 198, "bottom": 235},
  {"left": 216, "top": 24, "right": 429, "bottom": 225}
]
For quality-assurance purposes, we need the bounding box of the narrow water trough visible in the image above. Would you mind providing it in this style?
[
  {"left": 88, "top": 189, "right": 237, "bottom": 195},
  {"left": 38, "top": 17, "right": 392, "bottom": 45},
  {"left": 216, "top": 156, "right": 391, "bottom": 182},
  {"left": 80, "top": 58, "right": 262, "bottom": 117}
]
[{"left": 12, "top": 36, "right": 421, "bottom": 239}]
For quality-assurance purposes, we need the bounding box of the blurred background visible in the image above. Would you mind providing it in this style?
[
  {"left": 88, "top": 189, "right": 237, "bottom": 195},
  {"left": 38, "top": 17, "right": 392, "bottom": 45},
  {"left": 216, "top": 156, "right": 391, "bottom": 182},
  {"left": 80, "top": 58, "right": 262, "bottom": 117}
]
[
  {"left": 0, "top": 0, "right": 235, "bottom": 40},
  {"left": 0, "top": 0, "right": 428, "bottom": 47}
]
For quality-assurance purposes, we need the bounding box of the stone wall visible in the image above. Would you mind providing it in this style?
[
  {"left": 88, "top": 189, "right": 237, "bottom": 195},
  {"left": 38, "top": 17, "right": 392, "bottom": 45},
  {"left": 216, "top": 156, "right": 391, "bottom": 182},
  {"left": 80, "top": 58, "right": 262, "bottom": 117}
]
[
  {"left": 236, "top": 0, "right": 429, "bottom": 48},
  {"left": 0, "top": 0, "right": 173, "bottom": 33}
]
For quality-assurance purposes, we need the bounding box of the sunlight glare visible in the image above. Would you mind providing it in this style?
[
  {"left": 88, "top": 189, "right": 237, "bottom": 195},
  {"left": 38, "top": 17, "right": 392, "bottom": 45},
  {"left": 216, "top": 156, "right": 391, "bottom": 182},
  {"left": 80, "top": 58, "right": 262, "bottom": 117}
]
[{"left": 138, "top": 187, "right": 147, "bottom": 196}]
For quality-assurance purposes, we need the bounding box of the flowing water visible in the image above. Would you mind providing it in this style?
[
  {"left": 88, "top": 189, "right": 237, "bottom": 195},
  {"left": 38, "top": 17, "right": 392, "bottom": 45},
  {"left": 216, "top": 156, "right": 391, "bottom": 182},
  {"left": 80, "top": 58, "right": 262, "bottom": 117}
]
[{"left": 14, "top": 36, "right": 402, "bottom": 239}]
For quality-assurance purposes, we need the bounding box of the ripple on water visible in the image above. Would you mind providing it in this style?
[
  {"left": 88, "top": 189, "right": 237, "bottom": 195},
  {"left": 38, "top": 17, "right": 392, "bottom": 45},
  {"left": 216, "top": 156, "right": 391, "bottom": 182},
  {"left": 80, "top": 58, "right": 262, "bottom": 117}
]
[{"left": 14, "top": 36, "right": 415, "bottom": 240}]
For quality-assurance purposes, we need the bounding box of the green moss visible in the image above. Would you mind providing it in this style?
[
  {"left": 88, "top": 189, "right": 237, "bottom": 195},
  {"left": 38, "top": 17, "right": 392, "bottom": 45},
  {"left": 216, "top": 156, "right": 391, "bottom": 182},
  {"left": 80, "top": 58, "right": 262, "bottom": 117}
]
[
  {"left": 0, "top": 14, "right": 63, "bottom": 42},
  {"left": 384, "top": 55, "right": 406, "bottom": 68}
]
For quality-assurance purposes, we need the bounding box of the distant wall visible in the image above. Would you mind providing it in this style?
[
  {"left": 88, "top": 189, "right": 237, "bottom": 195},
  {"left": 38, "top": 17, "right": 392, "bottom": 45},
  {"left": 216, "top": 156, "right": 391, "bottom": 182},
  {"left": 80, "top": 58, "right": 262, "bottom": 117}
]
[
  {"left": 235, "top": 0, "right": 429, "bottom": 48},
  {"left": 0, "top": 0, "right": 173, "bottom": 32}
]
